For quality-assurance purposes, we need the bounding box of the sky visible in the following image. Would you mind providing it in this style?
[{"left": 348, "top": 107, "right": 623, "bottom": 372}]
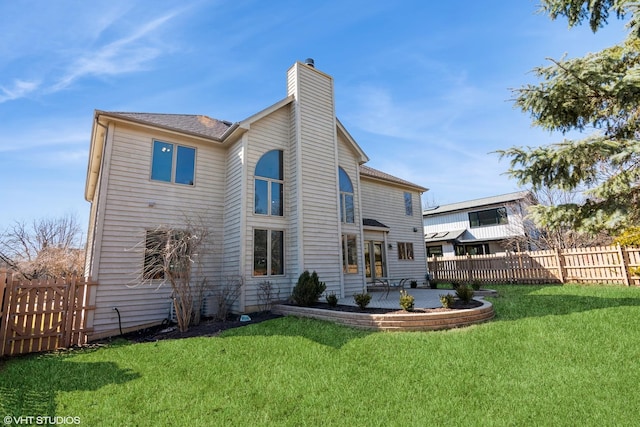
[{"left": 0, "top": 0, "right": 630, "bottom": 237}]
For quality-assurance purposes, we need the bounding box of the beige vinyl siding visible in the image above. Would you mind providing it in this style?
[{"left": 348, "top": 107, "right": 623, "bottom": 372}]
[
  {"left": 222, "top": 138, "right": 244, "bottom": 278},
  {"left": 337, "top": 133, "right": 366, "bottom": 295},
  {"left": 90, "top": 124, "right": 226, "bottom": 337},
  {"left": 361, "top": 179, "right": 427, "bottom": 282},
  {"left": 243, "top": 107, "right": 291, "bottom": 309},
  {"left": 290, "top": 62, "right": 343, "bottom": 292}
]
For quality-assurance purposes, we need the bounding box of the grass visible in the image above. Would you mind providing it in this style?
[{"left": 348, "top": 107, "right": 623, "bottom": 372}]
[{"left": 2, "top": 284, "right": 640, "bottom": 426}]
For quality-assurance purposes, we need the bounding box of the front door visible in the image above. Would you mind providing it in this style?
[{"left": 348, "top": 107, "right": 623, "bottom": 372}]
[{"left": 364, "top": 240, "right": 386, "bottom": 282}]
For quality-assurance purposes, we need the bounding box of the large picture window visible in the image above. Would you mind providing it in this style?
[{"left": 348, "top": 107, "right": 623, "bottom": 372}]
[
  {"left": 253, "top": 229, "right": 284, "bottom": 276},
  {"left": 151, "top": 141, "right": 195, "bottom": 185},
  {"left": 339, "top": 168, "right": 354, "bottom": 223},
  {"left": 469, "top": 207, "right": 508, "bottom": 228},
  {"left": 341, "top": 234, "right": 358, "bottom": 274},
  {"left": 255, "top": 150, "right": 283, "bottom": 216},
  {"left": 397, "top": 242, "right": 414, "bottom": 260}
]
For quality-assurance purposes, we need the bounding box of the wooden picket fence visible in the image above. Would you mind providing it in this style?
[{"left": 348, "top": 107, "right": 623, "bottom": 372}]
[
  {"left": 0, "top": 270, "right": 97, "bottom": 357},
  {"left": 428, "top": 245, "right": 640, "bottom": 286}
]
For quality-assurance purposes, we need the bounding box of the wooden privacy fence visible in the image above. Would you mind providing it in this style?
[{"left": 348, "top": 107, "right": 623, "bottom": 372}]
[
  {"left": 0, "top": 270, "right": 97, "bottom": 357},
  {"left": 428, "top": 245, "right": 640, "bottom": 286}
]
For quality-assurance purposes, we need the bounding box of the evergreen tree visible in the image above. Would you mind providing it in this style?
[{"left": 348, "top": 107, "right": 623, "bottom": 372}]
[{"left": 498, "top": 0, "right": 640, "bottom": 234}]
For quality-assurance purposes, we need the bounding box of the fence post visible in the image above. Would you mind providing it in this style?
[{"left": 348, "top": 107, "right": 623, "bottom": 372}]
[
  {"left": 466, "top": 254, "right": 473, "bottom": 282},
  {"left": 1, "top": 271, "right": 13, "bottom": 356},
  {"left": 616, "top": 244, "right": 631, "bottom": 287},
  {"left": 554, "top": 248, "right": 565, "bottom": 284}
]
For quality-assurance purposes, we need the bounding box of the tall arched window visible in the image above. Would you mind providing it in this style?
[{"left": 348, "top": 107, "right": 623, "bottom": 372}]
[
  {"left": 255, "top": 150, "right": 283, "bottom": 216},
  {"left": 339, "top": 167, "right": 354, "bottom": 223}
]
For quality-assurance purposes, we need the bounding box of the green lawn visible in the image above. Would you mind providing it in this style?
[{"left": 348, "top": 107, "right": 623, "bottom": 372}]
[{"left": 2, "top": 284, "right": 640, "bottom": 426}]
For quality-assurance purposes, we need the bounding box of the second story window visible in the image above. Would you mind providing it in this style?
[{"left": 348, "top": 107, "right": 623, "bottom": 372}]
[
  {"left": 255, "top": 150, "right": 283, "bottom": 216},
  {"left": 339, "top": 167, "right": 354, "bottom": 223},
  {"left": 151, "top": 141, "right": 195, "bottom": 185},
  {"left": 469, "top": 207, "right": 508, "bottom": 228},
  {"left": 404, "top": 192, "right": 413, "bottom": 216}
]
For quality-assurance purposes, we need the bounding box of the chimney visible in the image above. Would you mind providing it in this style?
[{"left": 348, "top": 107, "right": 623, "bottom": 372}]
[{"left": 304, "top": 58, "right": 315, "bottom": 68}]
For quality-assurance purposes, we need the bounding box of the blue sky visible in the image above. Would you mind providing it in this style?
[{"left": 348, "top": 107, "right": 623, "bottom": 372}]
[{"left": 0, "top": 1, "right": 629, "bottom": 236}]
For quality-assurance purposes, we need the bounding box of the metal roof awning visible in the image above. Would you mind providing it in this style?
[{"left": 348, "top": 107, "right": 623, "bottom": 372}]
[
  {"left": 424, "top": 229, "right": 466, "bottom": 243},
  {"left": 363, "top": 218, "right": 390, "bottom": 231}
]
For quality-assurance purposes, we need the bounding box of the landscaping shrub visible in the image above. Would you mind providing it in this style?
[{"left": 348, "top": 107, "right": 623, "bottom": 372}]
[
  {"left": 439, "top": 294, "right": 455, "bottom": 308},
  {"left": 471, "top": 280, "right": 482, "bottom": 291},
  {"left": 291, "top": 271, "right": 326, "bottom": 306},
  {"left": 399, "top": 289, "right": 415, "bottom": 311},
  {"left": 429, "top": 279, "right": 439, "bottom": 289},
  {"left": 451, "top": 281, "right": 461, "bottom": 290},
  {"left": 353, "top": 292, "right": 372, "bottom": 309},
  {"left": 326, "top": 292, "right": 338, "bottom": 307},
  {"left": 455, "top": 284, "right": 474, "bottom": 303}
]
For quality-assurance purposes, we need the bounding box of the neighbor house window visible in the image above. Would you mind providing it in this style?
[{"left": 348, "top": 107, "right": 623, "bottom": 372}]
[
  {"left": 253, "top": 229, "right": 284, "bottom": 276},
  {"left": 341, "top": 234, "right": 358, "bottom": 274},
  {"left": 404, "top": 192, "right": 413, "bottom": 216},
  {"left": 469, "top": 207, "right": 508, "bottom": 228},
  {"left": 255, "top": 150, "right": 283, "bottom": 216},
  {"left": 398, "top": 242, "right": 414, "bottom": 260},
  {"left": 151, "top": 141, "right": 196, "bottom": 185},
  {"left": 339, "top": 167, "right": 354, "bottom": 223},
  {"left": 427, "top": 246, "right": 443, "bottom": 258}
]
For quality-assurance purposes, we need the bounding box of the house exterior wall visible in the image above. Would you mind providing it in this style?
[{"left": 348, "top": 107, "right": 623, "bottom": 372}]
[
  {"left": 84, "top": 61, "right": 428, "bottom": 338},
  {"left": 243, "top": 106, "right": 292, "bottom": 310},
  {"left": 87, "top": 123, "right": 226, "bottom": 338},
  {"left": 360, "top": 179, "right": 427, "bottom": 283}
]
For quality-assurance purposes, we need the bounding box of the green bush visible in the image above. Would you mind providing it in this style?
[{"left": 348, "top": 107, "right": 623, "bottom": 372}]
[
  {"left": 451, "top": 281, "right": 461, "bottom": 290},
  {"left": 353, "top": 292, "right": 372, "bottom": 309},
  {"left": 471, "top": 280, "right": 482, "bottom": 291},
  {"left": 399, "top": 289, "right": 415, "bottom": 311},
  {"left": 291, "top": 271, "right": 326, "bottom": 306},
  {"left": 455, "top": 284, "right": 474, "bottom": 303},
  {"left": 429, "top": 279, "right": 439, "bottom": 289},
  {"left": 326, "top": 292, "right": 338, "bottom": 307},
  {"left": 439, "top": 294, "right": 455, "bottom": 308}
]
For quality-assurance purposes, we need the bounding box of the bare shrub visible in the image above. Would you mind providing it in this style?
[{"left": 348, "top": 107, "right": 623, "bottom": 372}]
[
  {"left": 136, "top": 216, "right": 212, "bottom": 332},
  {"left": 210, "top": 275, "right": 243, "bottom": 321},
  {"left": 257, "top": 280, "right": 279, "bottom": 312},
  {"left": 0, "top": 214, "right": 84, "bottom": 279}
]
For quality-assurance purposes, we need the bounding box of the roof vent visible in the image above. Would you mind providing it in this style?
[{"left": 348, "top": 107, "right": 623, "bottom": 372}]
[{"left": 304, "top": 58, "right": 315, "bottom": 68}]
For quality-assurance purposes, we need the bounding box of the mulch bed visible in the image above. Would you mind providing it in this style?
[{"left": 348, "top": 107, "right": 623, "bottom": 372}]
[
  {"left": 300, "top": 299, "right": 483, "bottom": 314},
  {"left": 115, "top": 299, "right": 483, "bottom": 343}
]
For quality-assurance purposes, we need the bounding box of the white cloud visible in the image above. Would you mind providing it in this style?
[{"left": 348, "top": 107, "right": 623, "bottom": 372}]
[
  {"left": 0, "top": 79, "right": 40, "bottom": 103},
  {"left": 52, "top": 10, "right": 182, "bottom": 92}
]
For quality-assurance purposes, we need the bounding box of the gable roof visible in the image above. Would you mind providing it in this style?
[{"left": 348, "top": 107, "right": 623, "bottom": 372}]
[
  {"left": 359, "top": 165, "right": 427, "bottom": 192},
  {"left": 95, "top": 111, "right": 235, "bottom": 141},
  {"left": 422, "top": 190, "right": 531, "bottom": 216}
]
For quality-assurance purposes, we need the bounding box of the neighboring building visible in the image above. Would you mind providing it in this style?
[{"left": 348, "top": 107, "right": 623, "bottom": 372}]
[
  {"left": 423, "top": 191, "right": 531, "bottom": 257},
  {"left": 84, "top": 59, "right": 428, "bottom": 339}
]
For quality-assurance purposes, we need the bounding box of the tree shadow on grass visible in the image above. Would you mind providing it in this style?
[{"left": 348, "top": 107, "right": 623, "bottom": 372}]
[
  {"left": 0, "top": 353, "right": 139, "bottom": 418},
  {"left": 486, "top": 289, "right": 640, "bottom": 321},
  {"left": 219, "top": 315, "right": 373, "bottom": 349}
]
